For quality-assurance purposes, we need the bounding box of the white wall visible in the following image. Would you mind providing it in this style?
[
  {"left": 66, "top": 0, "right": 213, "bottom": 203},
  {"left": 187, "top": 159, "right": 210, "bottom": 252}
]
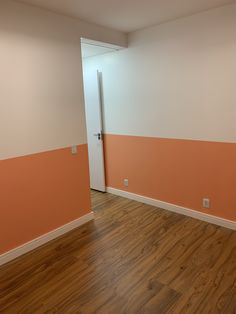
[
  {"left": 0, "top": 0, "right": 127, "bottom": 160},
  {"left": 84, "top": 3, "right": 236, "bottom": 143}
]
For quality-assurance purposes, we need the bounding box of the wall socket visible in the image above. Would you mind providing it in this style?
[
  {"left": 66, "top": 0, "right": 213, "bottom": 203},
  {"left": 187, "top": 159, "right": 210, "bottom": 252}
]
[
  {"left": 124, "top": 179, "right": 129, "bottom": 187},
  {"left": 203, "top": 198, "right": 210, "bottom": 209}
]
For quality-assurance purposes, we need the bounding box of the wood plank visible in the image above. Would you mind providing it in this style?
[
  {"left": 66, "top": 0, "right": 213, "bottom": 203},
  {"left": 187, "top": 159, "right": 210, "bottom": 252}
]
[{"left": 0, "top": 190, "right": 235, "bottom": 313}]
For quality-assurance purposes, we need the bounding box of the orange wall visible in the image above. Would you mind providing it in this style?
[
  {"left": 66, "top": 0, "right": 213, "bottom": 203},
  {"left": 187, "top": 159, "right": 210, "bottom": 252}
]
[
  {"left": 104, "top": 134, "right": 236, "bottom": 222},
  {"left": 0, "top": 144, "right": 91, "bottom": 255}
]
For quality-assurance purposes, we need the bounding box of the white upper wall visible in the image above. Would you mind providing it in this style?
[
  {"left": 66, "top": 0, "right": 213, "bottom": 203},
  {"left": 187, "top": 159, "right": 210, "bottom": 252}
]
[
  {"left": 0, "top": 0, "right": 127, "bottom": 160},
  {"left": 84, "top": 3, "right": 236, "bottom": 143},
  {"left": 81, "top": 43, "right": 118, "bottom": 59}
]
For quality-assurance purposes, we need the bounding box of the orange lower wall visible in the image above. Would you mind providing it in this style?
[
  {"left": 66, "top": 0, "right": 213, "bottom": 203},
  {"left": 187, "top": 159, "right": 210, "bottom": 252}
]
[
  {"left": 0, "top": 144, "right": 91, "bottom": 255},
  {"left": 104, "top": 134, "right": 236, "bottom": 222}
]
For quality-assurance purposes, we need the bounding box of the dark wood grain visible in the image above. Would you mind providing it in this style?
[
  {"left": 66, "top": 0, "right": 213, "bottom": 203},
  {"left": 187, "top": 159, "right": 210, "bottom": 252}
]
[{"left": 0, "top": 191, "right": 236, "bottom": 313}]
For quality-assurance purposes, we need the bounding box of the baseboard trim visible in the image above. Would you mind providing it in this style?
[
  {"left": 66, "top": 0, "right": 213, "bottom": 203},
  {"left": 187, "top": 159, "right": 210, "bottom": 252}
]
[
  {"left": 106, "top": 187, "right": 236, "bottom": 231},
  {"left": 0, "top": 212, "right": 94, "bottom": 267}
]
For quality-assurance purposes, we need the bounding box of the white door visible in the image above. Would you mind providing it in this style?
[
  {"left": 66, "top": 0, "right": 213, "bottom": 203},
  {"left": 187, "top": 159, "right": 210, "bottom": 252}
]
[{"left": 83, "top": 69, "right": 106, "bottom": 192}]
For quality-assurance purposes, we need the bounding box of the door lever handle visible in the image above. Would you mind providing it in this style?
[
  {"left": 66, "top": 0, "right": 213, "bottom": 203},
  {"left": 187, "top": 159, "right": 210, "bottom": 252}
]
[{"left": 93, "top": 132, "right": 102, "bottom": 140}]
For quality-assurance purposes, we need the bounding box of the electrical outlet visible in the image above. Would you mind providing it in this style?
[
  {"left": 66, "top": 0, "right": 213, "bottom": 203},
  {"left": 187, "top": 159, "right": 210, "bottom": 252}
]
[
  {"left": 203, "top": 198, "right": 210, "bottom": 209},
  {"left": 124, "top": 179, "right": 129, "bottom": 187},
  {"left": 71, "top": 145, "right": 77, "bottom": 155}
]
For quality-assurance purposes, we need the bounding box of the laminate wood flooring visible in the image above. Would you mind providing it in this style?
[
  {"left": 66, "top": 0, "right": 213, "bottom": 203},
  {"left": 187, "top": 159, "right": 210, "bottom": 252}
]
[{"left": 0, "top": 190, "right": 236, "bottom": 313}]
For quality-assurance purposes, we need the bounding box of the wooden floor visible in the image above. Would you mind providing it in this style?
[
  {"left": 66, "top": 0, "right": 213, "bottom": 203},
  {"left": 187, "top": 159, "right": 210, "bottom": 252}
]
[{"left": 0, "top": 191, "right": 236, "bottom": 313}]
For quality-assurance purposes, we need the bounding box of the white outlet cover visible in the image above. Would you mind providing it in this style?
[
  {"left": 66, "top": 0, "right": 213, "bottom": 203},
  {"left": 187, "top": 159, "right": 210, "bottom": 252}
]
[
  {"left": 203, "top": 198, "right": 210, "bottom": 209},
  {"left": 124, "top": 179, "right": 129, "bottom": 187}
]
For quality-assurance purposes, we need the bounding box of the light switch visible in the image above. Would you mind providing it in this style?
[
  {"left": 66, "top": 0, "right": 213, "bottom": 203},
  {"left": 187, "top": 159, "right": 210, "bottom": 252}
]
[{"left": 71, "top": 145, "right": 77, "bottom": 155}]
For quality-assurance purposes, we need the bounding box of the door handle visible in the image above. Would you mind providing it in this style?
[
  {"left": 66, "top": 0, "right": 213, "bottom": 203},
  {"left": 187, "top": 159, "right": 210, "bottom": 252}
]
[{"left": 94, "top": 132, "right": 102, "bottom": 140}]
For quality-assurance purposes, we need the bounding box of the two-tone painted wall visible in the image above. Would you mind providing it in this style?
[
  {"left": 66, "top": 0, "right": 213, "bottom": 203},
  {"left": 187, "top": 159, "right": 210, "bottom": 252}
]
[
  {"left": 0, "top": 0, "right": 127, "bottom": 256},
  {"left": 83, "top": 3, "right": 236, "bottom": 222}
]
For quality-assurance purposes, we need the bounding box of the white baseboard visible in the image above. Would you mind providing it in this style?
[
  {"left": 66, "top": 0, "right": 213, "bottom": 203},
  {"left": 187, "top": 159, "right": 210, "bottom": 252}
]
[
  {"left": 106, "top": 187, "right": 236, "bottom": 231},
  {"left": 0, "top": 212, "right": 94, "bottom": 267}
]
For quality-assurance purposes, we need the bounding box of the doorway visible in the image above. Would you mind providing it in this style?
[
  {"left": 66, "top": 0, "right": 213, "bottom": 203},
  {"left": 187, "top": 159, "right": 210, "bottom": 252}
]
[{"left": 81, "top": 38, "right": 121, "bottom": 192}]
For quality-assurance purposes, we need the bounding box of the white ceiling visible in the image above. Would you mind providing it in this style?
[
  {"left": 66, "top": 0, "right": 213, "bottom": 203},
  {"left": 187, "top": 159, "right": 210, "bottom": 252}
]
[
  {"left": 17, "top": 0, "right": 235, "bottom": 32},
  {"left": 81, "top": 43, "right": 117, "bottom": 58}
]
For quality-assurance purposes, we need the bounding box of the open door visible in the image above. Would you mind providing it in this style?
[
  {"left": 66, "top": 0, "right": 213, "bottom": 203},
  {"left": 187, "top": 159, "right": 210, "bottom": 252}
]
[{"left": 83, "top": 69, "right": 106, "bottom": 192}]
